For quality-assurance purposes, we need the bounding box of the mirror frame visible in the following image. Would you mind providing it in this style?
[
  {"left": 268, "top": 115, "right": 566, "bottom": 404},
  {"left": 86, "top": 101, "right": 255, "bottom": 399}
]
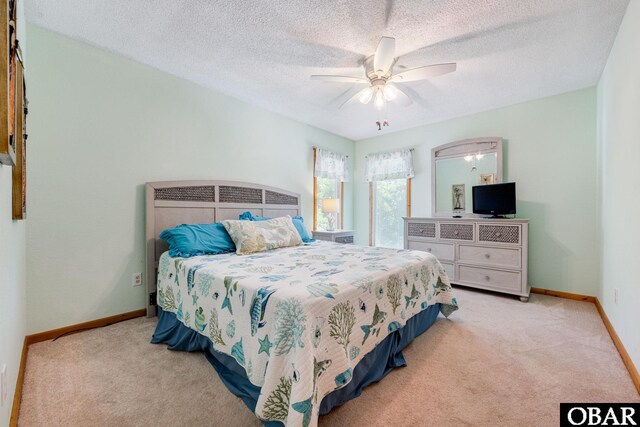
[{"left": 431, "top": 137, "right": 503, "bottom": 217}]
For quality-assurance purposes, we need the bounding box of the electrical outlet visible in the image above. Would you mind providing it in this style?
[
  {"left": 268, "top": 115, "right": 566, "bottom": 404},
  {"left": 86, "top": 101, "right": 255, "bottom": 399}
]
[
  {"left": 614, "top": 288, "right": 619, "bottom": 304},
  {"left": 1, "top": 364, "right": 7, "bottom": 407},
  {"left": 133, "top": 272, "right": 143, "bottom": 287}
]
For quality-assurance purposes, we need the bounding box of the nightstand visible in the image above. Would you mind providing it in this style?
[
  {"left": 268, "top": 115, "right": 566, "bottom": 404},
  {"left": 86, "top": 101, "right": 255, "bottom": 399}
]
[{"left": 313, "top": 230, "right": 354, "bottom": 244}]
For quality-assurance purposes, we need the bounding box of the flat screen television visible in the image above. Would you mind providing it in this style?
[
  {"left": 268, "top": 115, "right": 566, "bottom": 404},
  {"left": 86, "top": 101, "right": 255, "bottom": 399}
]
[{"left": 472, "top": 182, "right": 516, "bottom": 217}]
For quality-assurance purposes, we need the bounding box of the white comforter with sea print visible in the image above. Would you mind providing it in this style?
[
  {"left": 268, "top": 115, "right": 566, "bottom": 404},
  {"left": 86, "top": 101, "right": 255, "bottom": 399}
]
[{"left": 156, "top": 241, "right": 458, "bottom": 427}]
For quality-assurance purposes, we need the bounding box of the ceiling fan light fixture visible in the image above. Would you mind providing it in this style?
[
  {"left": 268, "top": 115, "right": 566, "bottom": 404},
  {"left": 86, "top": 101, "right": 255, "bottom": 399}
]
[
  {"left": 374, "top": 90, "right": 386, "bottom": 110},
  {"left": 311, "top": 36, "right": 457, "bottom": 114},
  {"left": 359, "top": 87, "right": 374, "bottom": 104},
  {"left": 383, "top": 84, "right": 398, "bottom": 101}
]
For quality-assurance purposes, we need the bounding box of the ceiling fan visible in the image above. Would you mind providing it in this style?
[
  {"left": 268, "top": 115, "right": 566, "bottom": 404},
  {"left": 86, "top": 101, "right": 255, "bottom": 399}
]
[{"left": 311, "top": 36, "right": 456, "bottom": 110}]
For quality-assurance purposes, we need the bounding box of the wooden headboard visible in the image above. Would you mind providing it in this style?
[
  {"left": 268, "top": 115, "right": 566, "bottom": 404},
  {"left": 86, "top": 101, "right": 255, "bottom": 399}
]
[{"left": 145, "top": 180, "right": 301, "bottom": 316}]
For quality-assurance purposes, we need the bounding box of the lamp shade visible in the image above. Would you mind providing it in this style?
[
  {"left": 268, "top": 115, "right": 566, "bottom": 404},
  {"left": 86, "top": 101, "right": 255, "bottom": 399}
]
[{"left": 321, "top": 198, "right": 340, "bottom": 213}]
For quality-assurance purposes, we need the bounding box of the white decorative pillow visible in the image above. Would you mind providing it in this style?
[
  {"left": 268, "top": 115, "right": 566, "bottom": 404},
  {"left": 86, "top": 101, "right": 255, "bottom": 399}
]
[{"left": 223, "top": 216, "right": 303, "bottom": 255}]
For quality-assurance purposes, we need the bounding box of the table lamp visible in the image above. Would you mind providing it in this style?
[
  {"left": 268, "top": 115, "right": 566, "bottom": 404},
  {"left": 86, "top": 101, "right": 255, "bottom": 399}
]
[{"left": 321, "top": 198, "right": 339, "bottom": 231}]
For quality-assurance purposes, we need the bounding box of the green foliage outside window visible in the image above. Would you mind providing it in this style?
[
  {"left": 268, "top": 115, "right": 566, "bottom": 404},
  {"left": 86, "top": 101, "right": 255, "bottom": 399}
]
[
  {"left": 316, "top": 177, "right": 340, "bottom": 231},
  {"left": 374, "top": 179, "right": 407, "bottom": 249}
]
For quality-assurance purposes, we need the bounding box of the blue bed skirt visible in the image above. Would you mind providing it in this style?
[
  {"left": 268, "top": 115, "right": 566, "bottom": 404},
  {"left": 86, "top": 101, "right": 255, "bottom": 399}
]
[{"left": 151, "top": 303, "right": 441, "bottom": 425}]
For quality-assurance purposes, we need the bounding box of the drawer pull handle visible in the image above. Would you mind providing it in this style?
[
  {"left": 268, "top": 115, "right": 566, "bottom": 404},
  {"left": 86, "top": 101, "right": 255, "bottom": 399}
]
[
  {"left": 495, "top": 232, "right": 502, "bottom": 237},
  {"left": 427, "top": 248, "right": 432, "bottom": 252},
  {"left": 484, "top": 275, "right": 491, "bottom": 281},
  {"left": 454, "top": 231, "right": 459, "bottom": 235},
  {"left": 485, "top": 253, "right": 491, "bottom": 258}
]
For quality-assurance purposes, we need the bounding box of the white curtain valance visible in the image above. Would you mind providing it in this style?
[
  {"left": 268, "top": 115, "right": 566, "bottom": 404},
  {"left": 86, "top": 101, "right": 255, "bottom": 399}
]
[
  {"left": 314, "top": 148, "right": 350, "bottom": 182},
  {"left": 364, "top": 149, "right": 414, "bottom": 182}
]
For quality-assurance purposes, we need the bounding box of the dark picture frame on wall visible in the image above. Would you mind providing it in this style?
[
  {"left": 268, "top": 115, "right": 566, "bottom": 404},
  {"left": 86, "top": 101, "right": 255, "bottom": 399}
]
[
  {"left": 0, "top": 0, "right": 27, "bottom": 219},
  {"left": 0, "top": 0, "right": 18, "bottom": 166},
  {"left": 12, "top": 54, "right": 25, "bottom": 219}
]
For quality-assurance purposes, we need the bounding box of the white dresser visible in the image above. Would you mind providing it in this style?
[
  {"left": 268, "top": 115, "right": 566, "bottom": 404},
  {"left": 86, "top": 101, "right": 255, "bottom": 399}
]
[{"left": 404, "top": 217, "right": 530, "bottom": 301}]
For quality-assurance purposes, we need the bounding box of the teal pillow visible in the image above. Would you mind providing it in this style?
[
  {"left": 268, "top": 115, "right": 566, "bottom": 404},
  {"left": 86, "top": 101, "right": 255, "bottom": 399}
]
[
  {"left": 160, "top": 223, "right": 236, "bottom": 258},
  {"left": 238, "top": 212, "right": 315, "bottom": 243},
  {"left": 291, "top": 216, "right": 315, "bottom": 243},
  {"left": 238, "top": 211, "right": 262, "bottom": 221}
]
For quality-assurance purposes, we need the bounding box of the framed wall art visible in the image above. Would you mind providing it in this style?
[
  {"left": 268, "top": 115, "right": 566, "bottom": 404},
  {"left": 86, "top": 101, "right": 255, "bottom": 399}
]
[
  {"left": 12, "top": 54, "right": 25, "bottom": 219},
  {"left": 480, "top": 173, "right": 495, "bottom": 185},
  {"left": 452, "top": 184, "right": 465, "bottom": 211},
  {"left": 0, "top": 0, "right": 18, "bottom": 166}
]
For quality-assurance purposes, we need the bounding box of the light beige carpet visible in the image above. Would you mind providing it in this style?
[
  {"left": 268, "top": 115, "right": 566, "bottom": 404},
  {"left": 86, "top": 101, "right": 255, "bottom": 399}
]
[{"left": 18, "top": 288, "right": 639, "bottom": 427}]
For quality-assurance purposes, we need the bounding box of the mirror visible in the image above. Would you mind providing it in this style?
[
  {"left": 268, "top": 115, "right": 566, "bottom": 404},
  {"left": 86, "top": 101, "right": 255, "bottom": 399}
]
[{"left": 431, "top": 137, "right": 503, "bottom": 217}]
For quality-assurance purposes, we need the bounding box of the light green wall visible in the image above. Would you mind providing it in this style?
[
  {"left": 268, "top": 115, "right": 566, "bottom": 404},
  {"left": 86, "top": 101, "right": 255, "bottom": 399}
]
[
  {"left": 0, "top": 2, "right": 26, "bottom": 424},
  {"left": 0, "top": 149, "right": 26, "bottom": 426},
  {"left": 597, "top": 0, "right": 640, "bottom": 372},
  {"left": 25, "top": 25, "right": 353, "bottom": 334},
  {"left": 354, "top": 88, "right": 599, "bottom": 295}
]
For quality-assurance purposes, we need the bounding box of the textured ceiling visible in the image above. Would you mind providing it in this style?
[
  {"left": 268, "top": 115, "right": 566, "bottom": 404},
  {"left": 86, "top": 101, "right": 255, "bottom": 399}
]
[{"left": 25, "top": 0, "right": 629, "bottom": 140}]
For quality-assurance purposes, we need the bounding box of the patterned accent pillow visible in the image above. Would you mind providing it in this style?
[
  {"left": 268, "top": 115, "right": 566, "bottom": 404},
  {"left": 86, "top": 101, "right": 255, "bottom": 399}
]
[{"left": 223, "top": 216, "right": 303, "bottom": 255}]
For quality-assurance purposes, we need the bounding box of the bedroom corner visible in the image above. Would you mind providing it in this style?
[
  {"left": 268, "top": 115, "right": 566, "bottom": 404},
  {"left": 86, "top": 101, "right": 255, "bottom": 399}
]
[{"left": 596, "top": 0, "right": 640, "bottom": 389}]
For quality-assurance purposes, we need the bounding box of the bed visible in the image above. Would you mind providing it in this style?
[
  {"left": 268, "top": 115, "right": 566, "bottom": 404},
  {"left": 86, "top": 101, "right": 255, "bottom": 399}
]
[{"left": 146, "top": 181, "right": 458, "bottom": 427}]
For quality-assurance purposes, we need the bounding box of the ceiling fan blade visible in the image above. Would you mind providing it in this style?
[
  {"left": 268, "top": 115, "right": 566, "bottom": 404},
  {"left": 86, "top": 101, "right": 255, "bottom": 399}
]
[
  {"left": 393, "top": 86, "right": 413, "bottom": 107},
  {"left": 391, "top": 63, "right": 456, "bottom": 83},
  {"left": 373, "top": 36, "right": 396, "bottom": 76},
  {"left": 340, "top": 87, "right": 371, "bottom": 109},
  {"left": 311, "top": 75, "right": 369, "bottom": 83}
]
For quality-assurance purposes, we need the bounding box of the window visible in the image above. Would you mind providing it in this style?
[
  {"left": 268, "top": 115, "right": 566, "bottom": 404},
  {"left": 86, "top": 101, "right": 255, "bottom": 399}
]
[
  {"left": 313, "top": 148, "right": 349, "bottom": 231},
  {"left": 365, "top": 149, "right": 414, "bottom": 248},
  {"left": 373, "top": 179, "right": 409, "bottom": 248},
  {"left": 315, "top": 178, "right": 342, "bottom": 231}
]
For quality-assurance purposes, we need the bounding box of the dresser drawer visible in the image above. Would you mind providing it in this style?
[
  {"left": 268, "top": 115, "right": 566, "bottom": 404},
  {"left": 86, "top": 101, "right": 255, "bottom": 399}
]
[
  {"left": 459, "top": 245, "right": 521, "bottom": 269},
  {"left": 478, "top": 224, "right": 521, "bottom": 245},
  {"left": 407, "top": 241, "right": 455, "bottom": 261},
  {"left": 458, "top": 265, "right": 521, "bottom": 292},
  {"left": 314, "top": 231, "right": 354, "bottom": 244},
  {"left": 334, "top": 235, "right": 354, "bottom": 244},
  {"left": 440, "top": 262, "right": 455, "bottom": 280},
  {"left": 439, "top": 223, "right": 474, "bottom": 241},
  {"left": 407, "top": 222, "right": 436, "bottom": 238}
]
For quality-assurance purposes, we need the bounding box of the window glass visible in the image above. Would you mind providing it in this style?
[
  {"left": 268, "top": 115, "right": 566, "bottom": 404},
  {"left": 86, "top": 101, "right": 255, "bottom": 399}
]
[
  {"left": 316, "top": 178, "right": 340, "bottom": 230},
  {"left": 374, "top": 179, "right": 407, "bottom": 248}
]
